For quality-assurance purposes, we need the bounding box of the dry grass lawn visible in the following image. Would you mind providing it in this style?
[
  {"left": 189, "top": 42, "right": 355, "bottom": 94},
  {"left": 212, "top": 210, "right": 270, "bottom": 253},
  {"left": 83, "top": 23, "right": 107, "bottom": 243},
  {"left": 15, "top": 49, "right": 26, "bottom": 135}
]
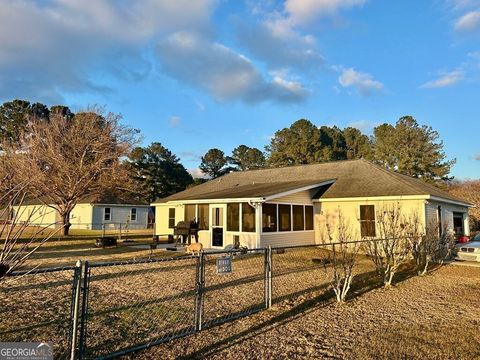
[{"left": 132, "top": 264, "right": 480, "bottom": 360}]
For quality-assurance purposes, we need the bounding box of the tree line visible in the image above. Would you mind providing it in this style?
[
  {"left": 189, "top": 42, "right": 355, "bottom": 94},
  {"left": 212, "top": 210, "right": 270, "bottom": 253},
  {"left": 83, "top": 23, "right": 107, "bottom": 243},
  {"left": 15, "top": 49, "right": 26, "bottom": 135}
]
[
  {"left": 0, "top": 98, "right": 474, "bottom": 234},
  {"left": 199, "top": 117, "right": 454, "bottom": 184}
]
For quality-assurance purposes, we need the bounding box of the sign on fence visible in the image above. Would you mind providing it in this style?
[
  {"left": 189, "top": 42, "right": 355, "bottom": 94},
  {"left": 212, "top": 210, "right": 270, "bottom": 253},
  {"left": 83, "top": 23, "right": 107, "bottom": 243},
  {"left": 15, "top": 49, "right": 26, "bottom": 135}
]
[{"left": 216, "top": 256, "right": 232, "bottom": 274}]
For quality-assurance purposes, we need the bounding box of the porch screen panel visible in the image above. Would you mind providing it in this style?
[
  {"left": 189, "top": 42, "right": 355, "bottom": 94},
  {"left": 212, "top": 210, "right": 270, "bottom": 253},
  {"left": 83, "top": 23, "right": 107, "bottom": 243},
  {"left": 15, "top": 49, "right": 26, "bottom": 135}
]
[
  {"left": 198, "top": 204, "right": 209, "bottom": 230},
  {"left": 184, "top": 204, "right": 196, "bottom": 222},
  {"left": 262, "top": 204, "right": 277, "bottom": 232},
  {"left": 360, "top": 205, "right": 376, "bottom": 237},
  {"left": 305, "top": 206, "right": 314, "bottom": 230},
  {"left": 227, "top": 203, "right": 240, "bottom": 231},
  {"left": 241, "top": 203, "right": 256, "bottom": 232},
  {"left": 278, "top": 204, "right": 292, "bottom": 232},
  {"left": 293, "top": 205, "right": 304, "bottom": 231}
]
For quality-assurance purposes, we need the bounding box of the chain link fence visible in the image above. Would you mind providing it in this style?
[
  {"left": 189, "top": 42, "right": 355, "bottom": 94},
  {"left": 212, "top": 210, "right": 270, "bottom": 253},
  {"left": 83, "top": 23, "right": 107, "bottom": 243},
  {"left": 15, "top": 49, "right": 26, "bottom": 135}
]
[
  {"left": 1, "top": 242, "right": 385, "bottom": 359},
  {"left": 201, "top": 249, "right": 266, "bottom": 328},
  {"left": 0, "top": 266, "right": 77, "bottom": 360},
  {"left": 80, "top": 257, "right": 198, "bottom": 359}
]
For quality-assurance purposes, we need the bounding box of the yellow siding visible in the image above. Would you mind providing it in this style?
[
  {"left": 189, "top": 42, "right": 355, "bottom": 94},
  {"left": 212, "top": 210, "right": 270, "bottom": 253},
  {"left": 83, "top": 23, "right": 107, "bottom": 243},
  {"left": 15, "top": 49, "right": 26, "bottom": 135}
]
[
  {"left": 70, "top": 204, "right": 93, "bottom": 229},
  {"left": 155, "top": 204, "right": 184, "bottom": 237},
  {"left": 316, "top": 199, "right": 427, "bottom": 243},
  {"left": 12, "top": 205, "right": 58, "bottom": 228}
]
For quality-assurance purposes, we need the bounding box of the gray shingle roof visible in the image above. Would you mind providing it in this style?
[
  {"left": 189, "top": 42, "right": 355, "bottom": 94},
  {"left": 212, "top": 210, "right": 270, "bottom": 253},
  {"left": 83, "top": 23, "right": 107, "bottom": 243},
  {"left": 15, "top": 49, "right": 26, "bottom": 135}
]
[{"left": 154, "top": 159, "right": 470, "bottom": 205}]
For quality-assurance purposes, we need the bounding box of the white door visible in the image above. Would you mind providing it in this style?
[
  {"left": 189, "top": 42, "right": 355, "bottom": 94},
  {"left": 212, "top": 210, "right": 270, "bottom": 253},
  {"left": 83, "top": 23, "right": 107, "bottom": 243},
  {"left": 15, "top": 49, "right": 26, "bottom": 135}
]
[{"left": 211, "top": 205, "right": 225, "bottom": 248}]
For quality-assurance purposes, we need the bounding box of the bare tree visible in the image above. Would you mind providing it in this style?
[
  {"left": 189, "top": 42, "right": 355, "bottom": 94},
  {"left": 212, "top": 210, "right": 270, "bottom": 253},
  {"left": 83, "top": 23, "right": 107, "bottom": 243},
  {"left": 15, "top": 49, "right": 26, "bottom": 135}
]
[
  {"left": 0, "top": 187, "right": 63, "bottom": 281},
  {"left": 0, "top": 108, "right": 138, "bottom": 235},
  {"left": 364, "top": 204, "right": 410, "bottom": 287},
  {"left": 406, "top": 215, "right": 455, "bottom": 276},
  {"left": 324, "top": 210, "right": 360, "bottom": 303}
]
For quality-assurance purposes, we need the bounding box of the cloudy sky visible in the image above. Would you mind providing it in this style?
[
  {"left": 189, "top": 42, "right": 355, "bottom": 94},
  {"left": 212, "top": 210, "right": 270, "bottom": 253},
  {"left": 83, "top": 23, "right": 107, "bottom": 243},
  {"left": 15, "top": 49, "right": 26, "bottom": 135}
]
[{"left": 1, "top": 0, "right": 479, "bottom": 178}]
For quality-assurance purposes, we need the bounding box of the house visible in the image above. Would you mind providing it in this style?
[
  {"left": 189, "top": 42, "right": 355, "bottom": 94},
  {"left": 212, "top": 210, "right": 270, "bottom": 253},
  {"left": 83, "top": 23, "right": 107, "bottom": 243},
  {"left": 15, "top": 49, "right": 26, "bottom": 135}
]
[
  {"left": 152, "top": 159, "right": 471, "bottom": 249},
  {"left": 13, "top": 195, "right": 151, "bottom": 230}
]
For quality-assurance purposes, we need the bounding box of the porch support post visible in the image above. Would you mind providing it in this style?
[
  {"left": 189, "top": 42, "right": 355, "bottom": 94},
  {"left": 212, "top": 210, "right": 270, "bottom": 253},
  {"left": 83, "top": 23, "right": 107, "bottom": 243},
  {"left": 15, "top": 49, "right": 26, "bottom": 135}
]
[{"left": 255, "top": 203, "right": 262, "bottom": 249}]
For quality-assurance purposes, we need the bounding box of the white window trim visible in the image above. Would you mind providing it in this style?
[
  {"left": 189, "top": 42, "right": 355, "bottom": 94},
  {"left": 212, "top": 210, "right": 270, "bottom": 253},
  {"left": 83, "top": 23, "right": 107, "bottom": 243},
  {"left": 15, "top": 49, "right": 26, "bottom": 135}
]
[
  {"left": 104, "top": 207, "right": 111, "bottom": 222},
  {"left": 130, "top": 208, "right": 137, "bottom": 222},
  {"left": 261, "top": 203, "right": 315, "bottom": 234}
]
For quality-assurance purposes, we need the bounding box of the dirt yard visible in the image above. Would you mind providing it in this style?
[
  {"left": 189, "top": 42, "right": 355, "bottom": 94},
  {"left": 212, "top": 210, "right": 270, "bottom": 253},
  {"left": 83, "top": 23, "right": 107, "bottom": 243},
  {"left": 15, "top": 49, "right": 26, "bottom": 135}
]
[{"left": 132, "top": 264, "right": 480, "bottom": 360}]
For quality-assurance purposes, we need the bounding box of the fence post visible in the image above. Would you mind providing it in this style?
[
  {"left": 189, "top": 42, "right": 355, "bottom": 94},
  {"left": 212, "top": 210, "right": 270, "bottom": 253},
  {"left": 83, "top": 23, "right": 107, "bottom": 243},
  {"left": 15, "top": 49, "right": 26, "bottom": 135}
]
[
  {"left": 265, "top": 246, "right": 272, "bottom": 309},
  {"left": 194, "top": 252, "right": 205, "bottom": 331},
  {"left": 78, "top": 261, "right": 90, "bottom": 360},
  {"left": 119, "top": 223, "right": 122, "bottom": 242},
  {"left": 102, "top": 223, "right": 105, "bottom": 238},
  {"left": 69, "top": 260, "right": 82, "bottom": 360}
]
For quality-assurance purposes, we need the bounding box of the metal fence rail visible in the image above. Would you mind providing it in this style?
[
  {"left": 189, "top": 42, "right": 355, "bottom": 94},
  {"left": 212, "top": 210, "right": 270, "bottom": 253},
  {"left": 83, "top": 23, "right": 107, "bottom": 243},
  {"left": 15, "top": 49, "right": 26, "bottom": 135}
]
[
  {"left": 1, "top": 240, "right": 395, "bottom": 359},
  {"left": 0, "top": 266, "right": 77, "bottom": 360}
]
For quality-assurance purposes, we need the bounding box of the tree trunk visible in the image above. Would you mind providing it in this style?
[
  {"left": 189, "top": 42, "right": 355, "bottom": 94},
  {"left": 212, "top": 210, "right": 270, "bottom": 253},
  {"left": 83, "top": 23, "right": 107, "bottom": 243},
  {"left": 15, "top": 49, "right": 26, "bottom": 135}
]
[{"left": 61, "top": 211, "right": 72, "bottom": 236}]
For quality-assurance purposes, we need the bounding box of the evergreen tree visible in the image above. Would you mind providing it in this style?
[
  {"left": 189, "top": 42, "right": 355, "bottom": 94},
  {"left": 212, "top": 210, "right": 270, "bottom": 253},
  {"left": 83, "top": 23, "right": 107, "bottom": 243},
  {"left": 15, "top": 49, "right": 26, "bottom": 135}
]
[
  {"left": 128, "top": 142, "right": 193, "bottom": 202},
  {"left": 229, "top": 145, "right": 266, "bottom": 170}
]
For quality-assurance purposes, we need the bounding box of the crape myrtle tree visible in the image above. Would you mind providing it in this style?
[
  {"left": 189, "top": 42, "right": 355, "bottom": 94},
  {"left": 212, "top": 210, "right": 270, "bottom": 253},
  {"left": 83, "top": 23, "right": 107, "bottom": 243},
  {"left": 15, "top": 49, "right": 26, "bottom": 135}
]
[
  {"left": 127, "top": 142, "right": 193, "bottom": 203},
  {"left": 0, "top": 107, "right": 138, "bottom": 235}
]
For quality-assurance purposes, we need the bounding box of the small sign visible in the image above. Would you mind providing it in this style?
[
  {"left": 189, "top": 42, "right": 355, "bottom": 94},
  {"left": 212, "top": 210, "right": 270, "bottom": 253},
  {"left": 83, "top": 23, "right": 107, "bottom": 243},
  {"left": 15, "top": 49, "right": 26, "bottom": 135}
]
[{"left": 216, "top": 256, "right": 232, "bottom": 274}]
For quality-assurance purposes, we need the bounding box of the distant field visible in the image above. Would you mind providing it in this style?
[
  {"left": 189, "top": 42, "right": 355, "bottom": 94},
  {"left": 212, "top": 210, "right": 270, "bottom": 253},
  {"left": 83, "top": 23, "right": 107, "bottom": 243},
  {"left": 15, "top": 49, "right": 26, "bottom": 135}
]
[
  {"left": 0, "top": 226, "right": 176, "bottom": 269},
  {"left": 0, "top": 224, "right": 155, "bottom": 239}
]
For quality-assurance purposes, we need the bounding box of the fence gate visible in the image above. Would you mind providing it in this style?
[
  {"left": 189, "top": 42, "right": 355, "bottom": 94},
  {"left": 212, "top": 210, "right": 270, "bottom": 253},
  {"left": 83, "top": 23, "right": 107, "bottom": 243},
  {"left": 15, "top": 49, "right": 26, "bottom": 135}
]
[
  {"left": 200, "top": 249, "right": 267, "bottom": 329},
  {"left": 75, "top": 257, "right": 198, "bottom": 359}
]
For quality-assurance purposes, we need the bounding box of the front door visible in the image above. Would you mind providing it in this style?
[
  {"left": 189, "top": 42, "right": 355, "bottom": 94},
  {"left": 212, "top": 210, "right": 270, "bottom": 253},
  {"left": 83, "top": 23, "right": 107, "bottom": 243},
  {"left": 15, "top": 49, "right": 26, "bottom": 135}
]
[{"left": 211, "top": 205, "right": 225, "bottom": 248}]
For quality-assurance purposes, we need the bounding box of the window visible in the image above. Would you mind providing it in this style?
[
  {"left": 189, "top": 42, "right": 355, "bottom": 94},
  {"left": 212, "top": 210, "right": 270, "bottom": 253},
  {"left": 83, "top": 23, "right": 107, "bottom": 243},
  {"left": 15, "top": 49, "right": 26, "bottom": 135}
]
[
  {"left": 104, "top": 207, "right": 111, "bottom": 221},
  {"left": 130, "top": 208, "right": 137, "bottom": 221},
  {"left": 360, "top": 205, "right": 376, "bottom": 237},
  {"left": 279, "top": 204, "right": 292, "bottom": 232},
  {"left": 305, "top": 206, "right": 314, "bottom": 230},
  {"left": 212, "top": 207, "right": 223, "bottom": 227},
  {"left": 293, "top": 205, "right": 304, "bottom": 231},
  {"left": 198, "top": 204, "right": 209, "bottom": 230},
  {"left": 242, "top": 203, "right": 256, "bottom": 232},
  {"left": 227, "top": 203, "right": 240, "bottom": 232},
  {"left": 262, "top": 204, "right": 277, "bottom": 232},
  {"left": 168, "top": 208, "right": 176, "bottom": 228},
  {"left": 184, "top": 204, "right": 196, "bottom": 222}
]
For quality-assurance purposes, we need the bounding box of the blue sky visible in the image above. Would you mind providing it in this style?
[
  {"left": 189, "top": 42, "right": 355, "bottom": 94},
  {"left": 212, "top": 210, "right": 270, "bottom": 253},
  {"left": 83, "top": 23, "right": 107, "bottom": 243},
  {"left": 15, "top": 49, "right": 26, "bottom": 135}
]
[{"left": 0, "top": 0, "right": 479, "bottom": 178}]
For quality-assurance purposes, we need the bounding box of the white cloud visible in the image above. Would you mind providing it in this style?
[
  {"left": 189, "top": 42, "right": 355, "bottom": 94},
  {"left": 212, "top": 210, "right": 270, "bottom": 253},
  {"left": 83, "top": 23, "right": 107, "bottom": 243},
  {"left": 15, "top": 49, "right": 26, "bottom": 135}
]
[
  {"left": 454, "top": 10, "right": 480, "bottom": 31},
  {"left": 188, "top": 168, "right": 206, "bottom": 178},
  {"left": 156, "top": 32, "right": 308, "bottom": 103},
  {"left": 285, "top": 0, "right": 367, "bottom": 24},
  {"left": 346, "top": 120, "right": 378, "bottom": 133},
  {"left": 234, "top": 16, "right": 323, "bottom": 71},
  {"left": 0, "top": 0, "right": 215, "bottom": 102},
  {"left": 420, "top": 69, "right": 464, "bottom": 88},
  {"left": 169, "top": 116, "right": 181, "bottom": 127},
  {"left": 338, "top": 67, "right": 383, "bottom": 95}
]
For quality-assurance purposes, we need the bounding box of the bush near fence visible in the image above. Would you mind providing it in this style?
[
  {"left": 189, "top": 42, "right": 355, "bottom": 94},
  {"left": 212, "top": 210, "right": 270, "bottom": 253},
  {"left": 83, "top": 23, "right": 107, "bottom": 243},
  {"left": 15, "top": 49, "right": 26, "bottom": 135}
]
[{"left": 0, "top": 241, "right": 404, "bottom": 360}]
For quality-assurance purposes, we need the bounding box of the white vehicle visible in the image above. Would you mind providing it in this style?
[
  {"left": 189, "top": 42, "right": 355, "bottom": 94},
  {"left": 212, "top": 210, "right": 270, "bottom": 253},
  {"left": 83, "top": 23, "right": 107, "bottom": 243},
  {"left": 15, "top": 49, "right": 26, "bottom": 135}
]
[{"left": 455, "top": 233, "right": 480, "bottom": 262}]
